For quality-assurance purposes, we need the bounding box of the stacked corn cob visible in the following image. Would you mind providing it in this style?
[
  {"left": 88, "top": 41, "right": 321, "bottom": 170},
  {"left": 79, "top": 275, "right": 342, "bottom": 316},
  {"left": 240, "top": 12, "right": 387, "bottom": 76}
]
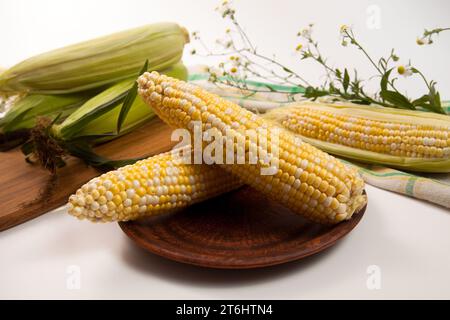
[
  {"left": 68, "top": 72, "right": 367, "bottom": 225},
  {"left": 67, "top": 74, "right": 450, "bottom": 224},
  {"left": 68, "top": 148, "right": 241, "bottom": 222}
]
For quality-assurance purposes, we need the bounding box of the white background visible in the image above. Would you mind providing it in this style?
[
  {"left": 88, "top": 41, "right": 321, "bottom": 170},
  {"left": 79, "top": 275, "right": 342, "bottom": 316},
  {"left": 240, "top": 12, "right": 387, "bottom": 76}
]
[{"left": 0, "top": 0, "right": 449, "bottom": 299}]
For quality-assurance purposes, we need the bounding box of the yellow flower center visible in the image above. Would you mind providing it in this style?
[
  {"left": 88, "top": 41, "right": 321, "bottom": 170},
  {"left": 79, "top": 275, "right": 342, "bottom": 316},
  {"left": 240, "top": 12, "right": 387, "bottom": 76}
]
[{"left": 397, "top": 65, "right": 406, "bottom": 75}]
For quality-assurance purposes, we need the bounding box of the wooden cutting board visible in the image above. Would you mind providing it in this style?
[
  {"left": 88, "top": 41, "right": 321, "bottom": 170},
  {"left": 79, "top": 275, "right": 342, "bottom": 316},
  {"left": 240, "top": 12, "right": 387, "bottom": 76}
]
[{"left": 0, "top": 118, "right": 176, "bottom": 231}]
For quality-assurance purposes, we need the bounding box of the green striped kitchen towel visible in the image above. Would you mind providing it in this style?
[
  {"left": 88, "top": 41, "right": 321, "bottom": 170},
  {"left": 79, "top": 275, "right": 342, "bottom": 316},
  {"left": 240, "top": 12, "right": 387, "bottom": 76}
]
[{"left": 189, "top": 69, "right": 450, "bottom": 209}]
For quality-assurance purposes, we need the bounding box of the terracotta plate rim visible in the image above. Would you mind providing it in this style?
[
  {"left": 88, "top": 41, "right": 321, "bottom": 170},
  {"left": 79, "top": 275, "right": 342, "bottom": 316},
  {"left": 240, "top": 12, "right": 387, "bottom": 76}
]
[{"left": 118, "top": 192, "right": 367, "bottom": 270}]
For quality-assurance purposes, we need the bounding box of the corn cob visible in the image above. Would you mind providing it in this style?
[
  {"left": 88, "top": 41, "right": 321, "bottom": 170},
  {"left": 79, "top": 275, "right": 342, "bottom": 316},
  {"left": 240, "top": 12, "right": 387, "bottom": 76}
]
[
  {"left": 68, "top": 149, "right": 241, "bottom": 222},
  {"left": 264, "top": 102, "right": 450, "bottom": 172},
  {"left": 0, "top": 23, "right": 189, "bottom": 94},
  {"left": 136, "top": 72, "right": 367, "bottom": 224}
]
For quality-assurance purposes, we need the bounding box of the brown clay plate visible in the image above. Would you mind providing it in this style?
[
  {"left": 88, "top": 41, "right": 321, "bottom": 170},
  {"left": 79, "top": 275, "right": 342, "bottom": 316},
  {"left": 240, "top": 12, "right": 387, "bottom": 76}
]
[{"left": 119, "top": 187, "right": 367, "bottom": 269}]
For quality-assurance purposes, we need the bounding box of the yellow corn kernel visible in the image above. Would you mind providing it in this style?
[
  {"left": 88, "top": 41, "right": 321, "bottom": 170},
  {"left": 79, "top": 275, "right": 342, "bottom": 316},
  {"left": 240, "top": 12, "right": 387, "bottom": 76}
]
[{"left": 68, "top": 149, "right": 241, "bottom": 222}]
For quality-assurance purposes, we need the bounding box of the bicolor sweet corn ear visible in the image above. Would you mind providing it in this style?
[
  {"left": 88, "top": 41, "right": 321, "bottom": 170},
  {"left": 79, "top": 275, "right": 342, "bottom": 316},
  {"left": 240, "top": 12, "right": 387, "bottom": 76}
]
[
  {"left": 264, "top": 102, "right": 450, "bottom": 173},
  {"left": 68, "top": 149, "right": 241, "bottom": 222},
  {"left": 137, "top": 72, "right": 367, "bottom": 224},
  {"left": 0, "top": 23, "right": 189, "bottom": 94}
]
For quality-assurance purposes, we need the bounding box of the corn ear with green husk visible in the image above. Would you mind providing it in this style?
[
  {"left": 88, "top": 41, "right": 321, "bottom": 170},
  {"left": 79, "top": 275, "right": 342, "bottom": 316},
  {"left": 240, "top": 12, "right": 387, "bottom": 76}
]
[
  {"left": 21, "top": 62, "right": 188, "bottom": 172},
  {"left": 0, "top": 94, "right": 89, "bottom": 132},
  {"left": 265, "top": 102, "right": 450, "bottom": 172},
  {"left": 0, "top": 22, "right": 189, "bottom": 94},
  {"left": 53, "top": 62, "right": 187, "bottom": 142},
  {"left": 0, "top": 94, "right": 90, "bottom": 150}
]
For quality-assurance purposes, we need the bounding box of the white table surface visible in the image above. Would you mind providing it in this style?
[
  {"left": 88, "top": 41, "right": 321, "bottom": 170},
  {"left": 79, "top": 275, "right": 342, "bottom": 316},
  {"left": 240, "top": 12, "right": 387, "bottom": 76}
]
[{"left": 1, "top": 0, "right": 449, "bottom": 300}]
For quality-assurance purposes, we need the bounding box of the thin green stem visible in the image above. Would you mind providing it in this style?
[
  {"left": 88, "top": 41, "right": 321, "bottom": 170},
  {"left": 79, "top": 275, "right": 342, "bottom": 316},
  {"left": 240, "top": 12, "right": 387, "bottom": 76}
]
[
  {"left": 414, "top": 69, "right": 432, "bottom": 91},
  {"left": 247, "top": 49, "right": 312, "bottom": 87},
  {"left": 345, "top": 30, "right": 382, "bottom": 75},
  {"left": 344, "top": 30, "right": 402, "bottom": 94},
  {"left": 232, "top": 18, "right": 256, "bottom": 52}
]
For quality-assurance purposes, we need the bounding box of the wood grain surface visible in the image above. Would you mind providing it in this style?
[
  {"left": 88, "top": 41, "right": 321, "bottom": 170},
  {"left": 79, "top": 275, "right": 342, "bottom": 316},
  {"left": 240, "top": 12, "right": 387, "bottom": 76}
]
[
  {"left": 0, "top": 118, "right": 175, "bottom": 231},
  {"left": 119, "top": 188, "right": 367, "bottom": 269}
]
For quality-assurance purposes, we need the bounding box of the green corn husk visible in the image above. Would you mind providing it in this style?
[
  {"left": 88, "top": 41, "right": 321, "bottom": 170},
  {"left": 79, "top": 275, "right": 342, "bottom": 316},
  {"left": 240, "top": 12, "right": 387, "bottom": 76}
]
[
  {"left": 21, "top": 62, "right": 188, "bottom": 171},
  {"left": 0, "top": 93, "right": 91, "bottom": 151},
  {"left": 0, "top": 22, "right": 189, "bottom": 94},
  {"left": 0, "top": 92, "right": 23, "bottom": 116},
  {"left": 53, "top": 62, "right": 188, "bottom": 142},
  {"left": 0, "top": 94, "right": 89, "bottom": 133}
]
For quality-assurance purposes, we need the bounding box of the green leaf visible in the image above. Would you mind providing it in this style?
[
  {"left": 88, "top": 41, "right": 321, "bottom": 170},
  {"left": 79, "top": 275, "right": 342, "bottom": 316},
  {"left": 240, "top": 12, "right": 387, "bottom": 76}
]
[
  {"left": 2, "top": 107, "right": 33, "bottom": 133},
  {"left": 351, "top": 99, "right": 371, "bottom": 105},
  {"left": 410, "top": 82, "right": 443, "bottom": 113},
  {"left": 304, "top": 86, "right": 329, "bottom": 99},
  {"left": 412, "top": 94, "right": 430, "bottom": 107},
  {"left": 50, "top": 112, "right": 63, "bottom": 126},
  {"left": 117, "top": 60, "right": 148, "bottom": 133},
  {"left": 343, "top": 69, "right": 350, "bottom": 93},
  {"left": 380, "top": 90, "right": 415, "bottom": 110},
  {"left": 328, "top": 83, "right": 337, "bottom": 93},
  {"left": 66, "top": 141, "right": 146, "bottom": 171},
  {"left": 380, "top": 68, "right": 393, "bottom": 92},
  {"left": 428, "top": 85, "right": 445, "bottom": 114},
  {"left": 378, "top": 58, "right": 387, "bottom": 70},
  {"left": 68, "top": 133, "right": 119, "bottom": 144},
  {"left": 61, "top": 92, "right": 128, "bottom": 139}
]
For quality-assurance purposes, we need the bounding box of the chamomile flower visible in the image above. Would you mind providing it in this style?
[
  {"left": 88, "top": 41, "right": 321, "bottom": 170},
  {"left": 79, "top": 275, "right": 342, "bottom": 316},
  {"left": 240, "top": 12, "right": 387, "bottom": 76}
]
[
  {"left": 216, "top": 0, "right": 234, "bottom": 18},
  {"left": 215, "top": 37, "right": 233, "bottom": 49},
  {"left": 206, "top": 66, "right": 224, "bottom": 78},
  {"left": 340, "top": 24, "right": 351, "bottom": 34},
  {"left": 229, "top": 55, "right": 241, "bottom": 66},
  {"left": 339, "top": 24, "right": 352, "bottom": 46},
  {"left": 225, "top": 60, "right": 243, "bottom": 77},
  {"left": 416, "top": 37, "right": 431, "bottom": 45},
  {"left": 397, "top": 65, "right": 413, "bottom": 77},
  {"left": 297, "top": 24, "right": 314, "bottom": 40}
]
